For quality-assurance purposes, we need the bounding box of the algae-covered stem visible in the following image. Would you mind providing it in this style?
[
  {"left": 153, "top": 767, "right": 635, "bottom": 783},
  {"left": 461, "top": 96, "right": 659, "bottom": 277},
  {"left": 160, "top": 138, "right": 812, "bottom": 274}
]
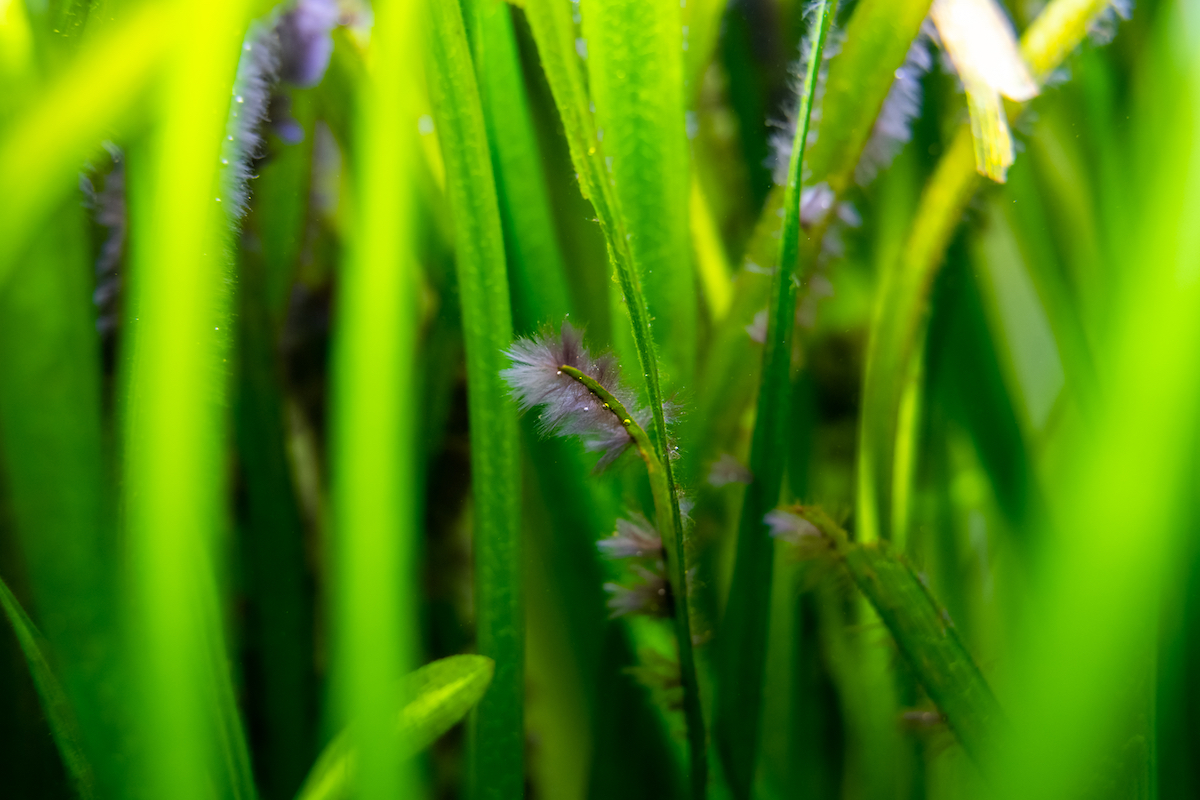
[{"left": 559, "top": 360, "right": 703, "bottom": 796}]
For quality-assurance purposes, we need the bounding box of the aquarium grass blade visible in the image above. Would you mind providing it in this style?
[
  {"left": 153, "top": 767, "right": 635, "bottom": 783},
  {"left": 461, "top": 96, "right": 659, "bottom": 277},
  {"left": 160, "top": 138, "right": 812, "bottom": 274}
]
[
  {"left": 426, "top": 2, "right": 524, "bottom": 798},
  {"left": 295, "top": 655, "right": 496, "bottom": 800},
  {"left": 794, "top": 507, "right": 1004, "bottom": 764},
  {"left": 714, "top": 3, "right": 835, "bottom": 796},
  {"left": 119, "top": 2, "right": 260, "bottom": 798},
  {"left": 0, "top": 575, "right": 97, "bottom": 799},
  {"left": 581, "top": 0, "right": 696, "bottom": 390},
  {"left": 467, "top": 0, "right": 573, "bottom": 332},
  {"left": 328, "top": 0, "right": 423, "bottom": 799},
  {"left": 520, "top": 0, "right": 708, "bottom": 793}
]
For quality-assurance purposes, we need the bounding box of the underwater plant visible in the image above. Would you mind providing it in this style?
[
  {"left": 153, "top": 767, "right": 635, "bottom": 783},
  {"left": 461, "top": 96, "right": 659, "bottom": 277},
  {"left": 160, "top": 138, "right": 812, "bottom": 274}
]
[{"left": 3, "top": 0, "right": 1200, "bottom": 799}]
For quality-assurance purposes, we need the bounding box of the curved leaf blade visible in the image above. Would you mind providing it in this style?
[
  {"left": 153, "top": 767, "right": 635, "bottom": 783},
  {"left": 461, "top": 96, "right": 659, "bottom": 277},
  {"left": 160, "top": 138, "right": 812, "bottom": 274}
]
[{"left": 295, "top": 656, "right": 496, "bottom": 800}]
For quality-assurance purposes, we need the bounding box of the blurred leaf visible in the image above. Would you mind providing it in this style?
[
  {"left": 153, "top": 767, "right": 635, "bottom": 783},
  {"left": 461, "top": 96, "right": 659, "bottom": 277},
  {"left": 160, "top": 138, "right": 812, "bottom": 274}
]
[
  {"left": 796, "top": 507, "right": 1004, "bottom": 763},
  {"left": 295, "top": 655, "right": 496, "bottom": 800},
  {"left": 856, "top": 0, "right": 1118, "bottom": 544},
  {"left": 0, "top": 575, "right": 96, "bottom": 800},
  {"left": 119, "top": 2, "right": 257, "bottom": 798},
  {"left": 993, "top": 3, "right": 1200, "bottom": 795},
  {"left": 0, "top": 3, "right": 171, "bottom": 290},
  {"left": 0, "top": 197, "right": 123, "bottom": 797},
  {"left": 328, "top": 1, "right": 423, "bottom": 799}
]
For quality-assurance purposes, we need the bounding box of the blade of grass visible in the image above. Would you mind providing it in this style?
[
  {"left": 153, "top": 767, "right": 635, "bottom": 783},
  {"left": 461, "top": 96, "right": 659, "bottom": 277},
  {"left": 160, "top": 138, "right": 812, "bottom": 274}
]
[
  {"left": 714, "top": 4, "right": 835, "bottom": 796},
  {"left": 328, "top": 0, "right": 423, "bottom": 799},
  {"left": 295, "top": 655, "right": 496, "bottom": 800},
  {"left": 425, "top": 3, "right": 523, "bottom": 798},
  {"left": 467, "top": 0, "right": 573, "bottom": 333},
  {"left": 581, "top": 0, "right": 696, "bottom": 390},
  {"left": 856, "top": 0, "right": 1118, "bottom": 544},
  {"left": 520, "top": 1, "right": 708, "bottom": 793},
  {"left": 466, "top": 6, "right": 687, "bottom": 792},
  {"left": 120, "top": 1, "right": 258, "bottom": 797},
  {"left": 790, "top": 507, "right": 1005, "bottom": 764},
  {"left": 0, "top": 574, "right": 96, "bottom": 799},
  {"left": 0, "top": 195, "right": 123, "bottom": 798}
]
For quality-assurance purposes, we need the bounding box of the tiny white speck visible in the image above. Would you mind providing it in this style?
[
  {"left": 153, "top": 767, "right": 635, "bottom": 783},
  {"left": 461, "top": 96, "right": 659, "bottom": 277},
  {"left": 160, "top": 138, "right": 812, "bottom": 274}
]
[
  {"left": 216, "top": 197, "right": 222, "bottom": 202},
  {"left": 418, "top": 115, "right": 435, "bottom": 135},
  {"left": 575, "top": 38, "right": 588, "bottom": 59},
  {"left": 236, "top": 95, "right": 244, "bottom": 103},
  {"left": 221, "top": 158, "right": 229, "bottom": 165}
]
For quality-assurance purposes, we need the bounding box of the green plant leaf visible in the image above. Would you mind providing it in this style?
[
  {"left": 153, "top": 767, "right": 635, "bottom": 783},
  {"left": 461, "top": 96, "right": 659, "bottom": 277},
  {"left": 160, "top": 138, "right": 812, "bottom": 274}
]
[
  {"left": 119, "top": 3, "right": 259, "bottom": 799},
  {"left": 0, "top": 3, "right": 171, "bottom": 291},
  {"left": 468, "top": 0, "right": 573, "bottom": 332},
  {"left": 295, "top": 655, "right": 496, "bottom": 800},
  {"left": 521, "top": 1, "right": 707, "bottom": 793},
  {"left": 426, "top": 3, "right": 523, "bottom": 797},
  {"left": 581, "top": 0, "right": 695, "bottom": 389},
  {"left": 0, "top": 575, "right": 96, "bottom": 800},
  {"left": 793, "top": 507, "right": 1004, "bottom": 763},
  {"left": 328, "top": 1, "right": 424, "bottom": 800},
  {"left": 715, "top": 4, "right": 835, "bottom": 796}
]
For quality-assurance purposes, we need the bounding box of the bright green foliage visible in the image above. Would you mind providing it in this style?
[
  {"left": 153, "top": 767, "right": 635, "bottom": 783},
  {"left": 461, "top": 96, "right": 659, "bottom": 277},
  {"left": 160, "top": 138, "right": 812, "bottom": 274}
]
[
  {"left": 4, "top": 1, "right": 1199, "bottom": 800},
  {"left": 714, "top": 3, "right": 834, "bottom": 796},
  {"left": 425, "top": 3, "right": 523, "bottom": 798},
  {"left": 582, "top": 0, "right": 695, "bottom": 389},
  {"left": 798, "top": 506, "right": 1004, "bottom": 762},
  {"left": 295, "top": 655, "right": 496, "bottom": 800},
  {"left": 329, "top": 3, "right": 423, "bottom": 800}
]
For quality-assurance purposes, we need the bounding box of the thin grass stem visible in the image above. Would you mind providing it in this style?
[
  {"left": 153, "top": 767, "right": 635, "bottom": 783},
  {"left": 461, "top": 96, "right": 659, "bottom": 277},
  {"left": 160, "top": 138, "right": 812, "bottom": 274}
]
[{"left": 715, "top": 4, "right": 836, "bottom": 796}]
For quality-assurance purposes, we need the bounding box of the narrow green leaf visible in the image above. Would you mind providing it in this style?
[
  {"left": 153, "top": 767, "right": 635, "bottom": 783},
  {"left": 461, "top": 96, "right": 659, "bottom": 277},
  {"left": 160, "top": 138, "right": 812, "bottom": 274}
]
[
  {"left": 0, "top": 197, "right": 122, "bottom": 796},
  {"left": 792, "top": 507, "right": 1005, "bottom": 763},
  {"left": 994, "top": 5, "right": 1200, "bottom": 795},
  {"left": 519, "top": 0, "right": 610, "bottom": 209},
  {"left": 468, "top": 0, "right": 573, "bottom": 331},
  {"left": 295, "top": 655, "right": 496, "bottom": 800},
  {"left": 120, "top": 2, "right": 257, "bottom": 798},
  {"left": 329, "top": 1, "right": 423, "bottom": 799},
  {"left": 0, "top": 575, "right": 96, "bottom": 800},
  {"left": 521, "top": 1, "right": 707, "bottom": 792},
  {"left": 582, "top": 0, "right": 696, "bottom": 389},
  {"left": 715, "top": 5, "right": 835, "bottom": 796},
  {"left": 425, "top": 3, "right": 523, "bottom": 798}
]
